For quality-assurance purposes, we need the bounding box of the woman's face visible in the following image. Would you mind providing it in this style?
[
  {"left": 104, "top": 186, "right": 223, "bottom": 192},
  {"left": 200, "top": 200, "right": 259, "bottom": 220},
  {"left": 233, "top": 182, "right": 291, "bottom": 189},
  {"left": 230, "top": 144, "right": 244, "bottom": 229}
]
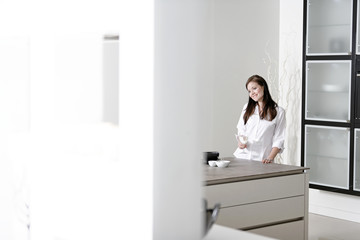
[{"left": 247, "top": 81, "right": 264, "bottom": 102}]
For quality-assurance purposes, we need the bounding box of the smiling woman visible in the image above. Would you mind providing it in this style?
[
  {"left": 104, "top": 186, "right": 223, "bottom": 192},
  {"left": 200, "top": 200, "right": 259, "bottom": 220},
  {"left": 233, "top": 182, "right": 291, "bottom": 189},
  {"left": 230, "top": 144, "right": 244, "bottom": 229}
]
[{"left": 234, "top": 75, "right": 286, "bottom": 164}]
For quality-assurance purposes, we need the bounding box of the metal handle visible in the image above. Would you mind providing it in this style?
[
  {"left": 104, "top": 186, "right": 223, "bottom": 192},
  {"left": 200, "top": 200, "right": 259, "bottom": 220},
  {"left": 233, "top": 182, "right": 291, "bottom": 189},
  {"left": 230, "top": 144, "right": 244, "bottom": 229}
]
[
  {"left": 207, "top": 203, "right": 221, "bottom": 229},
  {"left": 204, "top": 203, "right": 221, "bottom": 236}
]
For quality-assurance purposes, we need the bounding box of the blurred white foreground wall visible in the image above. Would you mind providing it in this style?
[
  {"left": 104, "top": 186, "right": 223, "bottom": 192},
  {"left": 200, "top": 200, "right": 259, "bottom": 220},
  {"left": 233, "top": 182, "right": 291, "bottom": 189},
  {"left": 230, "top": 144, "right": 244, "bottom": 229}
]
[{"left": 0, "top": 1, "right": 154, "bottom": 239}]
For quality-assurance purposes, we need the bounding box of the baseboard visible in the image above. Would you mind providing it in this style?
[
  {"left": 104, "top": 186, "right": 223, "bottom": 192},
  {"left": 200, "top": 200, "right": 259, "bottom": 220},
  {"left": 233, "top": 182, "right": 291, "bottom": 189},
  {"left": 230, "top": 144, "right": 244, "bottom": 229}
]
[{"left": 309, "top": 189, "right": 360, "bottom": 223}]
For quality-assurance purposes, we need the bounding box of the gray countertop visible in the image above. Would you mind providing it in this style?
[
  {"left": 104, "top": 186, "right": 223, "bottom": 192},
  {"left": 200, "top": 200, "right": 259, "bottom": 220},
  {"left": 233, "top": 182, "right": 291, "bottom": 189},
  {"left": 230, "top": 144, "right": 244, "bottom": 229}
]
[{"left": 204, "top": 158, "right": 309, "bottom": 185}]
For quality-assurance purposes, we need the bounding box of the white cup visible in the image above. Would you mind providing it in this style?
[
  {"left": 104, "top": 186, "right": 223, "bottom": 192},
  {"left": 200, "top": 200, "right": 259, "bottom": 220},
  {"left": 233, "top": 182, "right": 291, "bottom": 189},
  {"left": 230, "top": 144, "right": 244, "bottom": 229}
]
[
  {"left": 239, "top": 135, "right": 248, "bottom": 144},
  {"left": 208, "top": 161, "right": 217, "bottom": 167}
]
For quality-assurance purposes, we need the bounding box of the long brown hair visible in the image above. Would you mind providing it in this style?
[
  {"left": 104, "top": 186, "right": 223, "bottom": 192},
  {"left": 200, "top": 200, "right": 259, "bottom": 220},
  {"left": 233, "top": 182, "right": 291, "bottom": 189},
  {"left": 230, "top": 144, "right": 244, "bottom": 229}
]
[{"left": 243, "top": 75, "right": 278, "bottom": 124}]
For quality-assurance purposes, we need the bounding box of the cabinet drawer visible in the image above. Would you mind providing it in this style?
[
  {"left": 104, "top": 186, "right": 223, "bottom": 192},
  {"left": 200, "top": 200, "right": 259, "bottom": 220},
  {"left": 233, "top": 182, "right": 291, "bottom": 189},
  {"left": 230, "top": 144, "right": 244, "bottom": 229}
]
[
  {"left": 216, "top": 196, "right": 304, "bottom": 229},
  {"left": 249, "top": 220, "right": 305, "bottom": 240},
  {"left": 204, "top": 174, "right": 305, "bottom": 207}
]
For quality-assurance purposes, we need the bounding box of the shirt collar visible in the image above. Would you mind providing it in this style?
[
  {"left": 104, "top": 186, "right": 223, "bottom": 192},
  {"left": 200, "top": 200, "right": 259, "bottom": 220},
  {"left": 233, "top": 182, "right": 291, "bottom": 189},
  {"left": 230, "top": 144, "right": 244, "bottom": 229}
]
[{"left": 254, "top": 105, "right": 260, "bottom": 115}]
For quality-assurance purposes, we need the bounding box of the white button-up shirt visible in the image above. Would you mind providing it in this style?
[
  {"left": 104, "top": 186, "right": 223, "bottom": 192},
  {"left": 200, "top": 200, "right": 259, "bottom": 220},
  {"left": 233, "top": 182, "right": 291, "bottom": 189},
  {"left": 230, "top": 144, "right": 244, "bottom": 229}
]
[{"left": 233, "top": 104, "right": 286, "bottom": 161}]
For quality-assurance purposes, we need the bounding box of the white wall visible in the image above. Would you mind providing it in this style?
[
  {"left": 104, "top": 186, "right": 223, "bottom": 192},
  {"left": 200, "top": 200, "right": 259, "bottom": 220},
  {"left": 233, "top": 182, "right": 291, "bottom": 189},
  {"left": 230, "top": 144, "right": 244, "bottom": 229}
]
[
  {"left": 278, "top": 0, "right": 303, "bottom": 166},
  {"left": 102, "top": 37, "right": 119, "bottom": 125},
  {"left": 0, "top": 36, "right": 30, "bottom": 240},
  {"left": 0, "top": 1, "right": 154, "bottom": 239},
  {"left": 208, "top": 0, "right": 280, "bottom": 158},
  {"left": 154, "top": 0, "right": 213, "bottom": 239},
  {"left": 310, "top": 189, "right": 360, "bottom": 223}
]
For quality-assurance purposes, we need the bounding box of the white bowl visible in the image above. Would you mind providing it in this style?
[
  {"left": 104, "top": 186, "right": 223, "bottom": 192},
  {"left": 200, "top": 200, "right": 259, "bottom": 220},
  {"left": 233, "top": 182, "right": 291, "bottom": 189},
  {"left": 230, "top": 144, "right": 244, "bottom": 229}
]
[
  {"left": 208, "top": 161, "right": 217, "bottom": 167},
  {"left": 216, "top": 160, "right": 230, "bottom": 168}
]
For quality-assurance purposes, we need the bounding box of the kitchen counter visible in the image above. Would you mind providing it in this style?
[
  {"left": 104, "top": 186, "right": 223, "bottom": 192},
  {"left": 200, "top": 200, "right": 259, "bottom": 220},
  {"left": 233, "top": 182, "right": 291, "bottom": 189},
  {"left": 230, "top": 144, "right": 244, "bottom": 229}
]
[
  {"left": 204, "top": 157, "right": 308, "bottom": 185},
  {"left": 203, "top": 158, "right": 309, "bottom": 240},
  {"left": 204, "top": 224, "right": 277, "bottom": 240}
]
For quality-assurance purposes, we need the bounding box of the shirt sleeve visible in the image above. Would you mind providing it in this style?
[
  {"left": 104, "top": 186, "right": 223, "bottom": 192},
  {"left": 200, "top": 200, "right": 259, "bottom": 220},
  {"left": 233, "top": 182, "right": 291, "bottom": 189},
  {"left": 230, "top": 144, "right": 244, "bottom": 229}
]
[
  {"left": 272, "top": 107, "right": 286, "bottom": 153},
  {"left": 236, "top": 104, "right": 248, "bottom": 135}
]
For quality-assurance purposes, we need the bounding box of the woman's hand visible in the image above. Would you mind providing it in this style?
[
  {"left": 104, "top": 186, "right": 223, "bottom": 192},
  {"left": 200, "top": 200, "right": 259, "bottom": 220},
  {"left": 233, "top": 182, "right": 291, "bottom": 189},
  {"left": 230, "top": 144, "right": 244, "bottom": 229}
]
[
  {"left": 238, "top": 142, "right": 247, "bottom": 149},
  {"left": 262, "top": 158, "right": 273, "bottom": 164},
  {"left": 263, "top": 148, "right": 280, "bottom": 164}
]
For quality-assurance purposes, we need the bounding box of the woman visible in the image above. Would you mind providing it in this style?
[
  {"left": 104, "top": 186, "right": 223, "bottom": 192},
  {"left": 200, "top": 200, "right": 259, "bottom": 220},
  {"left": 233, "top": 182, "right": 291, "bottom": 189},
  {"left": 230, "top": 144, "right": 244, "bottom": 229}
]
[{"left": 234, "top": 75, "right": 286, "bottom": 163}]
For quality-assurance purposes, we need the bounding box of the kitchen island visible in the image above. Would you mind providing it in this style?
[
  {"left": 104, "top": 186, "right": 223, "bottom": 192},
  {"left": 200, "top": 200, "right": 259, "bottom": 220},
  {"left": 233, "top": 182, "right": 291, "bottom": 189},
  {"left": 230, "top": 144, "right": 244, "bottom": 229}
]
[{"left": 203, "top": 158, "right": 309, "bottom": 240}]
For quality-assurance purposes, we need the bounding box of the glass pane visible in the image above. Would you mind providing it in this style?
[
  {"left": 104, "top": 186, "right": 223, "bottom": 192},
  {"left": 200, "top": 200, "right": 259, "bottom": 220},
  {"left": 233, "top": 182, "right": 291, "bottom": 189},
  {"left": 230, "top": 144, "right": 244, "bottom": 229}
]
[
  {"left": 305, "top": 125, "right": 349, "bottom": 189},
  {"left": 307, "top": 0, "right": 352, "bottom": 55},
  {"left": 354, "top": 129, "right": 360, "bottom": 191},
  {"left": 357, "top": 0, "right": 360, "bottom": 53},
  {"left": 356, "top": 75, "right": 360, "bottom": 121},
  {"left": 306, "top": 61, "right": 351, "bottom": 122}
]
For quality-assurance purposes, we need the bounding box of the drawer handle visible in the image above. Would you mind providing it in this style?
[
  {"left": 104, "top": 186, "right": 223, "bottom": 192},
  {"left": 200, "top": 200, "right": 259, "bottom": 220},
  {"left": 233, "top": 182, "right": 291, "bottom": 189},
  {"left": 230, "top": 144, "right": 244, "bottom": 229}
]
[{"left": 204, "top": 203, "right": 221, "bottom": 236}]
